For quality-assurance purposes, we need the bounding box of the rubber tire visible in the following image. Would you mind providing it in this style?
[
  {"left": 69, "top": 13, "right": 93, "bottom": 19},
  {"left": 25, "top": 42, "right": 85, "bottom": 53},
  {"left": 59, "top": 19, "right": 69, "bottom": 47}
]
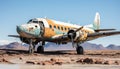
[
  {"left": 37, "top": 46, "right": 44, "bottom": 53},
  {"left": 76, "top": 46, "right": 84, "bottom": 55}
]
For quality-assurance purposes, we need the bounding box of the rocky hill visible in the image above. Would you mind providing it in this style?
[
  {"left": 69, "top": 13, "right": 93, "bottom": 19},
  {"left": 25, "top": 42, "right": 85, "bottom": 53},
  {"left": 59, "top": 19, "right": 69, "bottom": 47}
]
[
  {"left": 0, "top": 42, "right": 28, "bottom": 50},
  {"left": 0, "top": 42, "right": 120, "bottom": 50}
]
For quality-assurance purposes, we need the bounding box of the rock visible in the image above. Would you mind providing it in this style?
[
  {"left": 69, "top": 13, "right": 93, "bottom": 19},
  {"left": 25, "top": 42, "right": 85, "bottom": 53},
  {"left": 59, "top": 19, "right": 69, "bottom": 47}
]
[
  {"left": 54, "top": 62, "right": 62, "bottom": 65},
  {"left": 2, "top": 58, "right": 8, "bottom": 62},
  {"left": 19, "top": 57, "right": 22, "bottom": 60},
  {"left": 50, "top": 58, "right": 65, "bottom": 65},
  {"left": 83, "top": 58, "right": 94, "bottom": 64},
  {"left": 37, "top": 62, "right": 42, "bottom": 65},
  {"left": 104, "top": 60, "right": 114, "bottom": 65},
  {"left": 94, "top": 59, "right": 104, "bottom": 64},
  {"left": 42, "top": 61, "right": 53, "bottom": 65},
  {"left": 50, "top": 58, "right": 58, "bottom": 62},
  {"left": 71, "top": 59, "right": 75, "bottom": 61},
  {"left": 76, "top": 59, "right": 83, "bottom": 63},
  {"left": 114, "top": 61, "right": 120, "bottom": 65},
  {"left": 26, "top": 61, "right": 37, "bottom": 64}
]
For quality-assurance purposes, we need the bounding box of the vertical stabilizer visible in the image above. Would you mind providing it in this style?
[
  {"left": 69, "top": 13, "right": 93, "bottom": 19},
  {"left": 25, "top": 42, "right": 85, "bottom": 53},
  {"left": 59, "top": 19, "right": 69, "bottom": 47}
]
[{"left": 93, "top": 12, "right": 100, "bottom": 30}]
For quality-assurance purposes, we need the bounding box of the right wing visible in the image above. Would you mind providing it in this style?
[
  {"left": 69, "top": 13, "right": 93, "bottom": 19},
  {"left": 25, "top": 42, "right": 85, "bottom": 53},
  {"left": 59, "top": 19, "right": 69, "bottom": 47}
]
[{"left": 87, "top": 31, "right": 120, "bottom": 39}]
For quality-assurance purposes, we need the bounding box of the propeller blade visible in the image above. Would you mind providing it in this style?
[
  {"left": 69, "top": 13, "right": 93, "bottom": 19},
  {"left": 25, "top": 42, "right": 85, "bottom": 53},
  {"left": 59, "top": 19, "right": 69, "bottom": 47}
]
[
  {"left": 74, "top": 26, "right": 83, "bottom": 32},
  {"left": 70, "top": 33, "right": 74, "bottom": 48}
]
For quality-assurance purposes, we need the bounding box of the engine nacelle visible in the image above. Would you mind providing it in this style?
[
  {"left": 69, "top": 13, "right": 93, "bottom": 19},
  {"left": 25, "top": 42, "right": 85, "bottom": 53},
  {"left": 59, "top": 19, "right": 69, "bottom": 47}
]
[{"left": 67, "top": 29, "right": 87, "bottom": 41}]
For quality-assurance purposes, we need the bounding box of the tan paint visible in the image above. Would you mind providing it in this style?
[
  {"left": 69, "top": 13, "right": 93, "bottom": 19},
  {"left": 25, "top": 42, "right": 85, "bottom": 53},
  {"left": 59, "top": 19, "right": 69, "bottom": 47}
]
[
  {"left": 46, "top": 19, "right": 76, "bottom": 32},
  {"left": 43, "top": 28, "right": 56, "bottom": 38},
  {"left": 43, "top": 19, "right": 95, "bottom": 41}
]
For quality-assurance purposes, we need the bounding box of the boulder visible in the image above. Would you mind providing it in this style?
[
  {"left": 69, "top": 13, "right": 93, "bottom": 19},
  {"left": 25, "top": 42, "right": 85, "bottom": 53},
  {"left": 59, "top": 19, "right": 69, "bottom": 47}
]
[
  {"left": 83, "top": 58, "right": 94, "bottom": 64},
  {"left": 26, "top": 61, "right": 37, "bottom": 64},
  {"left": 104, "top": 60, "right": 114, "bottom": 65}
]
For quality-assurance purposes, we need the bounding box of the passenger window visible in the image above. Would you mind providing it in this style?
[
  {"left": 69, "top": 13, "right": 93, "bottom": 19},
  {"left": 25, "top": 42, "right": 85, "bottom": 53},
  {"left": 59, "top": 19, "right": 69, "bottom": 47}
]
[
  {"left": 68, "top": 28, "right": 70, "bottom": 30},
  {"left": 61, "top": 27, "right": 63, "bottom": 30},
  {"left": 49, "top": 25, "right": 52, "bottom": 28},
  {"left": 65, "top": 27, "right": 67, "bottom": 31},
  {"left": 54, "top": 26, "right": 56, "bottom": 29},
  {"left": 58, "top": 26, "right": 60, "bottom": 30}
]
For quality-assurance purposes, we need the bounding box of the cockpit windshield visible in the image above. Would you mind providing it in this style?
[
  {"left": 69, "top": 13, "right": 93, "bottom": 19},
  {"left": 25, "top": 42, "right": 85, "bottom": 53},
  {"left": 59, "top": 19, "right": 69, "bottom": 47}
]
[
  {"left": 33, "top": 21, "right": 38, "bottom": 23},
  {"left": 27, "top": 19, "right": 43, "bottom": 24},
  {"left": 27, "top": 19, "right": 32, "bottom": 23}
]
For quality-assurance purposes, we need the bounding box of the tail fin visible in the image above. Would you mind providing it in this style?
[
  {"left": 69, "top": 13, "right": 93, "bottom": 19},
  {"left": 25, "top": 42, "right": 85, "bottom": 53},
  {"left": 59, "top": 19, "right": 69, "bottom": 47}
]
[{"left": 93, "top": 12, "right": 100, "bottom": 30}]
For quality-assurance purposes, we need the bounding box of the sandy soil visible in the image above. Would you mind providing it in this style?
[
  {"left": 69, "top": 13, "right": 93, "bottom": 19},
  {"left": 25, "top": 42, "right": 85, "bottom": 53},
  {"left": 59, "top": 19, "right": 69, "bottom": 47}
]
[{"left": 0, "top": 49, "right": 119, "bottom": 66}]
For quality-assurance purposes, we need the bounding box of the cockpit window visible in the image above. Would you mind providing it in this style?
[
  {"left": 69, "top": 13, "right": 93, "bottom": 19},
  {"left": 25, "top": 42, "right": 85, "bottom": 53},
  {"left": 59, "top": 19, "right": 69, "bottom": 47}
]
[
  {"left": 27, "top": 19, "right": 32, "bottom": 23},
  {"left": 33, "top": 21, "right": 38, "bottom": 23},
  {"left": 39, "top": 21, "right": 43, "bottom": 23}
]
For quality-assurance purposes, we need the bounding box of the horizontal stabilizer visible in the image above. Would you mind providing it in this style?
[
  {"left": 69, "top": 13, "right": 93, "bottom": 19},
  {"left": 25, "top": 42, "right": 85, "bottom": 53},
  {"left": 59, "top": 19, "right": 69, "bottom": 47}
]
[{"left": 95, "top": 29, "right": 116, "bottom": 32}]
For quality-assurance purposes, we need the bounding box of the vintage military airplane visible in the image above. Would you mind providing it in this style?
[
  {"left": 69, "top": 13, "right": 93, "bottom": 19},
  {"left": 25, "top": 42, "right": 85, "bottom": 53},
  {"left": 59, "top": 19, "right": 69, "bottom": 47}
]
[{"left": 9, "top": 12, "right": 120, "bottom": 54}]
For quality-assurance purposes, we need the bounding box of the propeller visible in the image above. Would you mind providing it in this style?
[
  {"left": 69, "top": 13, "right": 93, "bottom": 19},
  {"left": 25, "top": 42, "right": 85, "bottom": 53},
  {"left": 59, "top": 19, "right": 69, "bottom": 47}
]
[{"left": 67, "top": 26, "right": 84, "bottom": 47}]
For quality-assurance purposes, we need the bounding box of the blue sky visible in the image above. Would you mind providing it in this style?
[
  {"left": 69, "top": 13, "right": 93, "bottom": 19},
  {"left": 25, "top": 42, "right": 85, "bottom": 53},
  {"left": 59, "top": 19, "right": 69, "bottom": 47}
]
[{"left": 0, "top": 0, "right": 120, "bottom": 46}]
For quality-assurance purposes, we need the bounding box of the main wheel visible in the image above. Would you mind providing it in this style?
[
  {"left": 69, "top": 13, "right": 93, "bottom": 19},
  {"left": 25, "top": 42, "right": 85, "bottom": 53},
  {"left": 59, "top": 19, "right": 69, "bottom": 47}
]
[
  {"left": 37, "top": 46, "right": 44, "bottom": 53},
  {"left": 76, "top": 46, "right": 84, "bottom": 55}
]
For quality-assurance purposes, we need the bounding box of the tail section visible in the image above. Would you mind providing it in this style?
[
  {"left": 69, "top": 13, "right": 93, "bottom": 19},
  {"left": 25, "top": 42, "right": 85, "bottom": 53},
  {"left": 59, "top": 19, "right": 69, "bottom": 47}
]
[{"left": 93, "top": 12, "right": 100, "bottom": 30}]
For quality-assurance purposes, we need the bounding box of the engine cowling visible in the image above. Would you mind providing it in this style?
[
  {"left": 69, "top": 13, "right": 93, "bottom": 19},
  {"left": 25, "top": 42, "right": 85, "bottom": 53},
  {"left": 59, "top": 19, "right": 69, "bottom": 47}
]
[{"left": 67, "top": 29, "right": 87, "bottom": 41}]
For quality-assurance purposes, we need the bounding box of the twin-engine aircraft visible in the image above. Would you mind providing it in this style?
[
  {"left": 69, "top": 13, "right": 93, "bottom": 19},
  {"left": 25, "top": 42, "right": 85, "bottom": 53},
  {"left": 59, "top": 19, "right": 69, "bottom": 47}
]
[{"left": 9, "top": 12, "right": 120, "bottom": 54}]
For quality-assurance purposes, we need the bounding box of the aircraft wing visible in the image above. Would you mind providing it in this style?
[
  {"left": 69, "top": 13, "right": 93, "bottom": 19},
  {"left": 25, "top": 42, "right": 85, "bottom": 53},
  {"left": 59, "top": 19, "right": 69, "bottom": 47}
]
[
  {"left": 8, "top": 35, "right": 20, "bottom": 38},
  {"left": 87, "top": 31, "right": 120, "bottom": 38}
]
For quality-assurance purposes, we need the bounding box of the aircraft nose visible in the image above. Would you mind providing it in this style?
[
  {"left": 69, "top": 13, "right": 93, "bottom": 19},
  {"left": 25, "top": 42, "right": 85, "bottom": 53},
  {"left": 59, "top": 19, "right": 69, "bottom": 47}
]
[
  {"left": 16, "top": 25, "right": 22, "bottom": 34},
  {"left": 16, "top": 23, "right": 41, "bottom": 38},
  {"left": 16, "top": 25, "right": 27, "bottom": 34}
]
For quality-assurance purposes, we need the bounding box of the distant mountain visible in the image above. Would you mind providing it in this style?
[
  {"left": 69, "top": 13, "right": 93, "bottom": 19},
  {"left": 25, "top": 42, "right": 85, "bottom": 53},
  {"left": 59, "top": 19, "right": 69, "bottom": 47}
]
[
  {"left": 0, "top": 42, "right": 28, "bottom": 50},
  {"left": 0, "top": 42, "right": 120, "bottom": 50},
  {"left": 45, "top": 42, "right": 120, "bottom": 50},
  {"left": 106, "top": 44, "right": 120, "bottom": 50}
]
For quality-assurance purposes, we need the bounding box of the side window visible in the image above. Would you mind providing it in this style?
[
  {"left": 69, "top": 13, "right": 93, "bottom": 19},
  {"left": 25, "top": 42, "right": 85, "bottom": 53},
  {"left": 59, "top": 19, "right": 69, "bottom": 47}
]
[
  {"left": 68, "top": 28, "right": 70, "bottom": 30},
  {"left": 57, "top": 26, "right": 60, "bottom": 30},
  {"left": 49, "top": 25, "right": 52, "bottom": 29},
  {"left": 54, "top": 26, "right": 56, "bottom": 29},
  {"left": 61, "top": 27, "right": 63, "bottom": 30},
  {"left": 64, "top": 27, "right": 67, "bottom": 31}
]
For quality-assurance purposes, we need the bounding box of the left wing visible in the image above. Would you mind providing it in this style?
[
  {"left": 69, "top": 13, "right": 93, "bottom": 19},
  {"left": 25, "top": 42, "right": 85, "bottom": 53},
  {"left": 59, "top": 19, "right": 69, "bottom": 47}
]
[{"left": 8, "top": 35, "right": 20, "bottom": 38}]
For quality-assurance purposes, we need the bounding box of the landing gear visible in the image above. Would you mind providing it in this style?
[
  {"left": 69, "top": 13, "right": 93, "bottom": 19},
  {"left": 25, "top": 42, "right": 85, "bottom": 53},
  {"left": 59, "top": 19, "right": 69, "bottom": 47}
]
[
  {"left": 29, "top": 39, "right": 35, "bottom": 54},
  {"left": 37, "top": 41, "right": 45, "bottom": 53},
  {"left": 37, "top": 46, "right": 44, "bottom": 53},
  {"left": 76, "top": 44, "right": 84, "bottom": 55}
]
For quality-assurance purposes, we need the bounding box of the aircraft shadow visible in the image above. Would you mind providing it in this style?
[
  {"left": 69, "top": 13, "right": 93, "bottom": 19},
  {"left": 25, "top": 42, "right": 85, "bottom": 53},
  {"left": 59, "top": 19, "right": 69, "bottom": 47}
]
[{"left": 0, "top": 49, "right": 75, "bottom": 55}]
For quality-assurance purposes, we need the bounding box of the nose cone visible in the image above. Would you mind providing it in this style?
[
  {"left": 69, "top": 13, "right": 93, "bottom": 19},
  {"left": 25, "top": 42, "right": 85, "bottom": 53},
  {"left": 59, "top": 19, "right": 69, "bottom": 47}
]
[
  {"left": 16, "top": 23, "right": 41, "bottom": 38},
  {"left": 17, "top": 25, "right": 24, "bottom": 34},
  {"left": 16, "top": 25, "right": 29, "bottom": 37}
]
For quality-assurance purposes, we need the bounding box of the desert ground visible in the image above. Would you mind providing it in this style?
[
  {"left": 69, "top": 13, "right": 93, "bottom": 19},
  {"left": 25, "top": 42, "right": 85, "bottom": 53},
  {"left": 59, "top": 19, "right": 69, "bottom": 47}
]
[{"left": 0, "top": 49, "right": 120, "bottom": 69}]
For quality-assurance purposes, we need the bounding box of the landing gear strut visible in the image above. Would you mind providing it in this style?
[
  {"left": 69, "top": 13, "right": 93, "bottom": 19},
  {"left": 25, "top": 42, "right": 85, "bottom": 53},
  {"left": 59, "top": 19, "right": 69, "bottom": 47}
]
[
  {"left": 76, "top": 44, "right": 84, "bottom": 55},
  {"left": 29, "top": 39, "right": 35, "bottom": 54}
]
